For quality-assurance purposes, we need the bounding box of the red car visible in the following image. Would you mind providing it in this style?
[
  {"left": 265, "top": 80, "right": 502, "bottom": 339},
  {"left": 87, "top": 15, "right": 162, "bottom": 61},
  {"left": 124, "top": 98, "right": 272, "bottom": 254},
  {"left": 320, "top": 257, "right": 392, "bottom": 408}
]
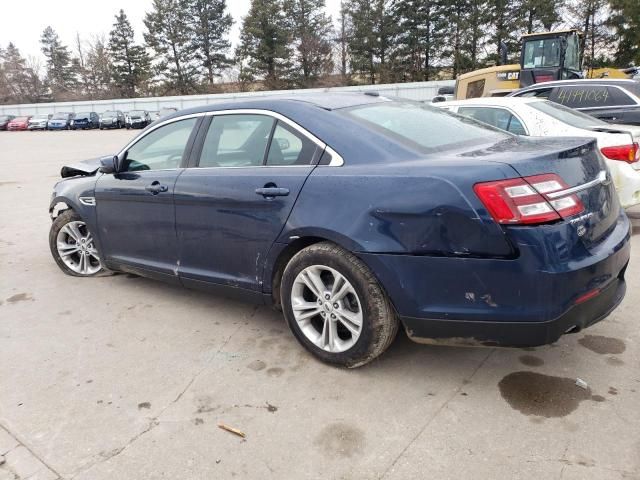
[{"left": 7, "top": 116, "right": 31, "bottom": 131}]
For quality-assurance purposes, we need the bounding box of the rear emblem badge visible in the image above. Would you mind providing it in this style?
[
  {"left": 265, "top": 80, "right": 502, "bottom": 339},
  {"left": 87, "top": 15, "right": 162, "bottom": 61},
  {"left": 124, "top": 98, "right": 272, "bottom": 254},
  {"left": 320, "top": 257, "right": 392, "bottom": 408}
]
[{"left": 577, "top": 225, "right": 586, "bottom": 237}]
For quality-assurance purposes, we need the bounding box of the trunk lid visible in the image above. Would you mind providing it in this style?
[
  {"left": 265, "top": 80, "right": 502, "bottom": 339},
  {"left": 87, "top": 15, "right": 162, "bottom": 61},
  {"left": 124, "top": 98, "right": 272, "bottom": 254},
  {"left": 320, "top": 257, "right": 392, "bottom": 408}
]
[{"left": 471, "top": 136, "right": 619, "bottom": 247}]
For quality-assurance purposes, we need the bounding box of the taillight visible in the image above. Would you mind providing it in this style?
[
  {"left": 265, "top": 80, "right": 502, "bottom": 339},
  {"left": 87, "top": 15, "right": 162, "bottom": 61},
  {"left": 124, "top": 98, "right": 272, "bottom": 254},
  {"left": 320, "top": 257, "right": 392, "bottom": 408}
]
[
  {"left": 600, "top": 143, "right": 639, "bottom": 163},
  {"left": 474, "top": 173, "right": 584, "bottom": 225}
]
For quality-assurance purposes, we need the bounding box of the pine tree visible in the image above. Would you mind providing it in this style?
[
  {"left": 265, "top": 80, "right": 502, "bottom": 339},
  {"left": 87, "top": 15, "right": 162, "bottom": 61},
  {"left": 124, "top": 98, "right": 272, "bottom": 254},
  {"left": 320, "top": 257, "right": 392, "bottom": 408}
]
[
  {"left": 109, "top": 9, "right": 150, "bottom": 97},
  {"left": 236, "top": 0, "right": 292, "bottom": 90},
  {"left": 521, "top": 0, "right": 562, "bottom": 33},
  {"left": 335, "top": 1, "right": 351, "bottom": 81},
  {"left": 144, "top": 0, "right": 199, "bottom": 94},
  {"left": 608, "top": 0, "right": 640, "bottom": 66},
  {"left": 2, "top": 43, "right": 37, "bottom": 103},
  {"left": 487, "top": 0, "right": 524, "bottom": 65},
  {"left": 40, "top": 26, "right": 75, "bottom": 97},
  {"left": 345, "top": 0, "right": 394, "bottom": 84},
  {"left": 86, "top": 36, "right": 115, "bottom": 98},
  {"left": 186, "top": 0, "right": 233, "bottom": 86},
  {"left": 283, "top": 0, "right": 334, "bottom": 87}
]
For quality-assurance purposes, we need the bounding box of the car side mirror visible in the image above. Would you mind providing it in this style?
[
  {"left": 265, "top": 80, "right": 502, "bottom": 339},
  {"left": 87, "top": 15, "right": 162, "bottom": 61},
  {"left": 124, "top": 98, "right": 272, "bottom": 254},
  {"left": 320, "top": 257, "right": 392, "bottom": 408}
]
[{"left": 99, "top": 155, "right": 119, "bottom": 174}]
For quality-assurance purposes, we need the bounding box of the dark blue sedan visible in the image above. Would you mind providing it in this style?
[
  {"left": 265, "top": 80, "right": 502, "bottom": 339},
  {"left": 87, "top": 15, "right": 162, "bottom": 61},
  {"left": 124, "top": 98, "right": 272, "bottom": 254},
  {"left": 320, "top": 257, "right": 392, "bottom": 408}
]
[{"left": 48, "top": 93, "right": 630, "bottom": 367}]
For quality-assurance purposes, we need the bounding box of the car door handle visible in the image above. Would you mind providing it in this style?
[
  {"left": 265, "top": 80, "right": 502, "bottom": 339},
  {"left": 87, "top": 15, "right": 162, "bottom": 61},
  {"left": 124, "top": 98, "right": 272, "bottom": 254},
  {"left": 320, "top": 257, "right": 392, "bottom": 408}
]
[
  {"left": 145, "top": 182, "right": 168, "bottom": 194},
  {"left": 255, "top": 187, "right": 289, "bottom": 197}
]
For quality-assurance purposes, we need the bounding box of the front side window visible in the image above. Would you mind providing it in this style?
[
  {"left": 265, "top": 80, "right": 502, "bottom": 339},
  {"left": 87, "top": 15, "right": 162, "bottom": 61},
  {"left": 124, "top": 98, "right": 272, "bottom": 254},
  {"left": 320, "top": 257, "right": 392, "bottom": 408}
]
[
  {"left": 199, "top": 114, "right": 274, "bottom": 168},
  {"left": 122, "top": 118, "right": 197, "bottom": 172},
  {"left": 266, "top": 121, "right": 320, "bottom": 166},
  {"left": 457, "top": 107, "right": 527, "bottom": 135},
  {"left": 523, "top": 38, "right": 561, "bottom": 69}
]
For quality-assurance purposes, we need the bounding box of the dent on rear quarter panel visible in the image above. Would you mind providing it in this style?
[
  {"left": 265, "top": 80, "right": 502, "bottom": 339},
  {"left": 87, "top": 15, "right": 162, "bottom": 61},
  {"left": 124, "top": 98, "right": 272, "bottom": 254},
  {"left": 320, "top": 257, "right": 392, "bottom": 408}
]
[{"left": 281, "top": 163, "right": 516, "bottom": 257}]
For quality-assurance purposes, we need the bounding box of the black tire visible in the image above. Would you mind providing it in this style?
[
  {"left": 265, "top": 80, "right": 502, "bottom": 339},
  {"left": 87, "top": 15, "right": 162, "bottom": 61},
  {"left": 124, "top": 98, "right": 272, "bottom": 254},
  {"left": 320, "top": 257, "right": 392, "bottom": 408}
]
[
  {"left": 281, "top": 242, "right": 398, "bottom": 368},
  {"left": 49, "top": 210, "right": 105, "bottom": 277}
]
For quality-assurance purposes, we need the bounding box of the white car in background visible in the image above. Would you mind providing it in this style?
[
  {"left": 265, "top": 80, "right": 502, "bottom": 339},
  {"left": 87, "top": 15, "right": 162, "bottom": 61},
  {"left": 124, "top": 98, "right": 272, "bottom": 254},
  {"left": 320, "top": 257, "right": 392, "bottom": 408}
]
[{"left": 438, "top": 97, "right": 640, "bottom": 208}]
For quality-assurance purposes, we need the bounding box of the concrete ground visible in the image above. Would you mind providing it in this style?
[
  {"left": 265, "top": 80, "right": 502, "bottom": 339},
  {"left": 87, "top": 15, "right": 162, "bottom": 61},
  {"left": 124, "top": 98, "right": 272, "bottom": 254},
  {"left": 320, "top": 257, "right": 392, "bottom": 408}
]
[{"left": 0, "top": 130, "right": 639, "bottom": 480}]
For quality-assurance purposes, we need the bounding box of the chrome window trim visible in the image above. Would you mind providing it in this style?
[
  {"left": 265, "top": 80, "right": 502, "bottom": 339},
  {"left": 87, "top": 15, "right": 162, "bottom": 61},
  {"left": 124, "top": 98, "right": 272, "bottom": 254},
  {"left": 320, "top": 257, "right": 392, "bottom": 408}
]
[
  {"left": 118, "top": 109, "right": 345, "bottom": 167},
  {"left": 546, "top": 170, "right": 607, "bottom": 199}
]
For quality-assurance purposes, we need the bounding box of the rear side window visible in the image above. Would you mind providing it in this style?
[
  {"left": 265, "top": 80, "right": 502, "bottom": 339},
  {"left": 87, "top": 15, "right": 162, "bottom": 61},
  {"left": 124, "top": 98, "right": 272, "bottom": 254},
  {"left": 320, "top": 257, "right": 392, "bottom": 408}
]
[
  {"left": 199, "top": 114, "right": 274, "bottom": 168},
  {"left": 457, "top": 107, "right": 527, "bottom": 135},
  {"left": 343, "top": 102, "right": 508, "bottom": 152},
  {"left": 528, "top": 100, "right": 609, "bottom": 128},
  {"left": 549, "top": 85, "right": 632, "bottom": 108},
  {"left": 266, "top": 121, "right": 320, "bottom": 166},
  {"left": 515, "top": 88, "right": 552, "bottom": 99}
]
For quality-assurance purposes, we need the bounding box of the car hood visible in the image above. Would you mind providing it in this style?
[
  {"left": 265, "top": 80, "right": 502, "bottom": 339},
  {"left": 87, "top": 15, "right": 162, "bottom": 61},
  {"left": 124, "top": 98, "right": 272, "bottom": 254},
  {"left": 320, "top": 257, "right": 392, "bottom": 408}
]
[{"left": 60, "top": 157, "right": 103, "bottom": 178}]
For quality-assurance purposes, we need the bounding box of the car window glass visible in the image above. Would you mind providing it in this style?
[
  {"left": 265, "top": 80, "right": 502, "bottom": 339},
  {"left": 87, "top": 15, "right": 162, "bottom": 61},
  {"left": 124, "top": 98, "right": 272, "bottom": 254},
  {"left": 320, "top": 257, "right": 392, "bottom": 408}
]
[
  {"left": 517, "top": 88, "right": 552, "bottom": 99},
  {"left": 344, "top": 102, "right": 508, "bottom": 153},
  {"left": 199, "top": 114, "right": 274, "bottom": 168},
  {"left": 122, "top": 118, "right": 196, "bottom": 172},
  {"left": 550, "top": 85, "right": 617, "bottom": 108},
  {"left": 457, "top": 107, "right": 526, "bottom": 135},
  {"left": 529, "top": 100, "right": 609, "bottom": 128},
  {"left": 266, "top": 121, "right": 319, "bottom": 166},
  {"left": 607, "top": 87, "right": 636, "bottom": 106}
]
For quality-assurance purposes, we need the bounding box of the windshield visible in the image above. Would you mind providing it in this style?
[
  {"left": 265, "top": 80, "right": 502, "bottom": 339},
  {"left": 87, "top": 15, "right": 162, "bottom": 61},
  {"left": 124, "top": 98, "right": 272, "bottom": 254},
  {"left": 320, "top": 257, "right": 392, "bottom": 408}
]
[
  {"left": 523, "top": 38, "right": 561, "bottom": 69},
  {"left": 32, "top": 115, "right": 49, "bottom": 120},
  {"left": 342, "top": 102, "right": 508, "bottom": 153},
  {"left": 0, "top": 116, "right": 9, "bottom": 121},
  {"left": 52, "top": 113, "right": 69, "bottom": 119},
  {"left": 530, "top": 100, "right": 609, "bottom": 129},
  {"left": 103, "top": 111, "right": 117, "bottom": 116},
  {"left": 15, "top": 117, "right": 29, "bottom": 121},
  {"left": 130, "top": 110, "right": 146, "bottom": 116},
  {"left": 75, "top": 112, "right": 91, "bottom": 118}
]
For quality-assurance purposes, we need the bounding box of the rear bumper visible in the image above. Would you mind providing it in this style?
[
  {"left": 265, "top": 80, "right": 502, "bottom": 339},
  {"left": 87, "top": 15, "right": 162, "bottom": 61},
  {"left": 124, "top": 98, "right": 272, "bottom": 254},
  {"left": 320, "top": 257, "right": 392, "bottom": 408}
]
[
  {"left": 609, "top": 161, "right": 640, "bottom": 208},
  {"left": 402, "top": 275, "right": 626, "bottom": 347},
  {"left": 358, "top": 210, "right": 631, "bottom": 347}
]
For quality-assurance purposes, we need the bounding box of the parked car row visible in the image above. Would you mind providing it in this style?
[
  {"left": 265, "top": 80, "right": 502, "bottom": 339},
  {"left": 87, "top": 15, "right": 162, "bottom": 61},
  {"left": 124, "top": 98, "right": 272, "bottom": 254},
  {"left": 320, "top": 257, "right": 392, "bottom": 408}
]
[{"left": 0, "top": 108, "right": 178, "bottom": 131}]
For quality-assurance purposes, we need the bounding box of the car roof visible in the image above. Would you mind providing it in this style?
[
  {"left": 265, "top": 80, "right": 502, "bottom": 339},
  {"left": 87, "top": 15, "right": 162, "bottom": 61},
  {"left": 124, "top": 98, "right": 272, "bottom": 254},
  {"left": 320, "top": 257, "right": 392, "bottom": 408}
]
[
  {"left": 516, "top": 79, "right": 640, "bottom": 89},
  {"left": 164, "top": 92, "right": 392, "bottom": 121},
  {"left": 442, "top": 97, "right": 543, "bottom": 107}
]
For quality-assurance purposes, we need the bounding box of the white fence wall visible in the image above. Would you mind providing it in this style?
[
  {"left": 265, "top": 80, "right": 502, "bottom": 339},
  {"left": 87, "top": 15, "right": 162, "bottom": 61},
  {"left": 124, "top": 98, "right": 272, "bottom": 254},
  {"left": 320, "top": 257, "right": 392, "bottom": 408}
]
[{"left": 0, "top": 80, "right": 455, "bottom": 116}]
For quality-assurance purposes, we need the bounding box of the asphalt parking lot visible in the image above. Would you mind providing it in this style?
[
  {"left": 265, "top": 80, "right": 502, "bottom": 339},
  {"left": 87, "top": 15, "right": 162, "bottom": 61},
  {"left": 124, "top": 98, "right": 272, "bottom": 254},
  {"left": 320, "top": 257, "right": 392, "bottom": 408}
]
[{"left": 1, "top": 130, "right": 639, "bottom": 480}]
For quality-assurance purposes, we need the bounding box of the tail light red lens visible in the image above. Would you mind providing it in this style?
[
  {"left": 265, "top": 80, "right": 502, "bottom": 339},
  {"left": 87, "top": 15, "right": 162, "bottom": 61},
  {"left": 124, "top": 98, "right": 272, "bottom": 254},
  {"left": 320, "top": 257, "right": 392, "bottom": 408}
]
[
  {"left": 474, "top": 173, "right": 585, "bottom": 225},
  {"left": 600, "top": 143, "right": 639, "bottom": 163}
]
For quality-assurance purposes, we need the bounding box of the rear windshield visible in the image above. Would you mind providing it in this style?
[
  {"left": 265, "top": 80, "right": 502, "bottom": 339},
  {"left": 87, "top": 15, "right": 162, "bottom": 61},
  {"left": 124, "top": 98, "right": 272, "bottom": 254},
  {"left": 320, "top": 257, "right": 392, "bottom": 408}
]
[
  {"left": 529, "top": 100, "right": 609, "bottom": 129},
  {"left": 52, "top": 113, "right": 69, "bottom": 119},
  {"left": 342, "top": 101, "right": 508, "bottom": 152}
]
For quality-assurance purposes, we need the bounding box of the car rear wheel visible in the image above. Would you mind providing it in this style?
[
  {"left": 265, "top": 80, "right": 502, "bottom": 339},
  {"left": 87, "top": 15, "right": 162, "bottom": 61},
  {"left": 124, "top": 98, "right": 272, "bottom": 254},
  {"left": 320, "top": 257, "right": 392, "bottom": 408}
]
[
  {"left": 281, "top": 242, "right": 398, "bottom": 368},
  {"left": 49, "top": 210, "right": 103, "bottom": 277}
]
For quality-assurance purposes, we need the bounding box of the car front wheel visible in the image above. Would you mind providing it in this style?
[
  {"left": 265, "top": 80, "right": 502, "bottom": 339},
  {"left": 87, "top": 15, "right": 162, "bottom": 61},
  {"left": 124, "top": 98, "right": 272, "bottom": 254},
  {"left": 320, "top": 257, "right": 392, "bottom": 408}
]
[
  {"left": 281, "top": 242, "right": 398, "bottom": 368},
  {"left": 49, "top": 210, "right": 103, "bottom": 277}
]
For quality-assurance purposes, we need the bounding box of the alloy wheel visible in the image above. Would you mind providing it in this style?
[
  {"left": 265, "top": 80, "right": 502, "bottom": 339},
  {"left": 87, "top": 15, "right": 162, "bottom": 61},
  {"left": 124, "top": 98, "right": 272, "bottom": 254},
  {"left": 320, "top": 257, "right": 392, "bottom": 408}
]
[
  {"left": 291, "top": 265, "right": 363, "bottom": 353},
  {"left": 56, "top": 221, "right": 102, "bottom": 275}
]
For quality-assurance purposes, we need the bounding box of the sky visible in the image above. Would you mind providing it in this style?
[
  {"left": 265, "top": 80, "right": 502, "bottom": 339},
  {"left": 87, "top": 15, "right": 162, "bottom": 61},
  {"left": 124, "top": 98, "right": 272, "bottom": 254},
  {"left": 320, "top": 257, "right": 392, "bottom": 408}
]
[{"left": 0, "top": 0, "right": 343, "bottom": 67}]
